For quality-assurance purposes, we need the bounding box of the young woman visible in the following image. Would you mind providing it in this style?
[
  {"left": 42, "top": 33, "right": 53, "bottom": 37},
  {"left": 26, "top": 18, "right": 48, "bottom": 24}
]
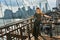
[{"left": 32, "top": 7, "right": 51, "bottom": 40}]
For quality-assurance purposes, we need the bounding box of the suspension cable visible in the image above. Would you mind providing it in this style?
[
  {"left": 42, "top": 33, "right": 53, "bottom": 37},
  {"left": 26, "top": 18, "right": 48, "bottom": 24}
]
[
  {"left": 16, "top": 0, "right": 20, "bottom": 8},
  {"left": 34, "top": 0, "right": 51, "bottom": 10},
  {"left": 15, "top": 0, "right": 22, "bottom": 18},
  {"left": 22, "top": 0, "right": 31, "bottom": 17},
  {"left": 10, "top": 0, "right": 14, "bottom": 21},
  {"left": 16, "top": 0, "right": 22, "bottom": 17},
  {"left": 4, "top": 0, "right": 9, "bottom": 9},
  {"left": 27, "top": 0, "right": 35, "bottom": 16},
  {"left": 4, "top": 0, "right": 13, "bottom": 24},
  {"left": 10, "top": 0, "right": 12, "bottom": 10},
  {"left": 31, "top": 0, "right": 35, "bottom": 14},
  {"left": 46, "top": 0, "right": 51, "bottom": 10},
  {"left": 0, "top": 1, "right": 5, "bottom": 26},
  {"left": 16, "top": 0, "right": 29, "bottom": 18},
  {"left": 22, "top": 0, "right": 24, "bottom": 7}
]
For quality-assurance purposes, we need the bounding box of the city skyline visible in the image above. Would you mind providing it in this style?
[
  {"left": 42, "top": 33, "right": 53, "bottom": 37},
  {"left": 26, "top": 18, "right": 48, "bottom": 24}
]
[{"left": 0, "top": 0, "right": 56, "bottom": 17}]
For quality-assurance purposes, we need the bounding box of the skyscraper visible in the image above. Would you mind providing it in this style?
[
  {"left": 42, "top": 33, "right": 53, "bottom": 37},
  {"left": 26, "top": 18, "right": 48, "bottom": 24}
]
[
  {"left": 45, "top": 3, "right": 48, "bottom": 12},
  {"left": 56, "top": 0, "right": 60, "bottom": 9}
]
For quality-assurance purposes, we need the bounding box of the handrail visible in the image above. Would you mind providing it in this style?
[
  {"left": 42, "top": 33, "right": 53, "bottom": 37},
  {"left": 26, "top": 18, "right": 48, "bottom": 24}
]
[
  {"left": 0, "top": 17, "right": 60, "bottom": 40},
  {"left": 0, "top": 17, "right": 33, "bottom": 29},
  {"left": 0, "top": 17, "right": 34, "bottom": 40}
]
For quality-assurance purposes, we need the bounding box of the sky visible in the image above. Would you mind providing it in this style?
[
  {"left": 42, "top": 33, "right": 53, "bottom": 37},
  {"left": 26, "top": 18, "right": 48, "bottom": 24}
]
[
  {"left": 48, "top": 0, "right": 56, "bottom": 8},
  {"left": 0, "top": 0, "right": 56, "bottom": 7},
  {"left": 0, "top": 0, "right": 56, "bottom": 17}
]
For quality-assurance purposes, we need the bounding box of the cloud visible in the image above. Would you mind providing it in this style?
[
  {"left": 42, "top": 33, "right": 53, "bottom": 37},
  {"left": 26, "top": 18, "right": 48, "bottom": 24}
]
[
  {"left": 0, "top": 0, "right": 56, "bottom": 17},
  {"left": 1, "top": 0, "right": 56, "bottom": 8},
  {"left": 0, "top": 3, "right": 22, "bottom": 17},
  {"left": 48, "top": 0, "right": 56, "bottom": 8},
  {"left": 0, "top": 0, "right": 23, "bottom": 6},
  {"left": 1, "top": 0, "right": 46, "bottom": 7},
  {"left": 0, "top": 0, "right": 44, "bottom": 15}
]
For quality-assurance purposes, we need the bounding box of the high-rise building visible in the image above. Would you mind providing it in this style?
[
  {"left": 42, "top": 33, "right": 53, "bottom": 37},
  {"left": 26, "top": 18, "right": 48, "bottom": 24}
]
[
  {"left": 56, "top": 0, "right": 60, "bottom": 9},
  {"left": 39, "top": 3, "right": 41, "bottom": 8},
  {"left": 45, "top": 3, "right": 48, "bottom": 12}
]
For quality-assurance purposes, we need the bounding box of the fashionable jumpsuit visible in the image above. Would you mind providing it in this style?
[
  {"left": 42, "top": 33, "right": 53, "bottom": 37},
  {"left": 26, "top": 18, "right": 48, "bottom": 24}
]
[{"left": 33, "top": 13, "right": 42, "bottom": 40}]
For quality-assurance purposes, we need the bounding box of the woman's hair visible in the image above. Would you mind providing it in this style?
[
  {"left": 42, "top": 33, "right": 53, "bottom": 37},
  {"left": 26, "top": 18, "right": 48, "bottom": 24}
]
[
  {"left": 36, "top": 7, "right": 40, "bottom": 9},
  {"left": 36, "top": 7, "right": 42, "bottom": 14}
]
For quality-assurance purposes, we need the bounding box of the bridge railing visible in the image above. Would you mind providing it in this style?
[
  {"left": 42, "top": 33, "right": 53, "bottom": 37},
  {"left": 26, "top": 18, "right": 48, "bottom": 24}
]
[
  {"left": 0, "top": 17, "right": 60, "bottom": 40},
  {"left": 0, "top": 17, "right": 34, "bottom": 40}
]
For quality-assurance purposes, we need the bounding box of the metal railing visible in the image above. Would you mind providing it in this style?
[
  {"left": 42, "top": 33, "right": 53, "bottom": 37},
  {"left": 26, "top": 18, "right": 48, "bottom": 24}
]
[
  {"left": 0, "top": 18, "right": 34, "bottom": 40},
  {"left": 0, "top": 17, "right": 60, "bottom": 40}
]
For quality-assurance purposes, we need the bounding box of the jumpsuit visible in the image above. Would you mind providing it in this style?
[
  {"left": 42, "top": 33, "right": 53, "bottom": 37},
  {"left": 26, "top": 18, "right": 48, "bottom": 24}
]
[{"left": 33, "top": 13, "right": 42, "bottom": 40}]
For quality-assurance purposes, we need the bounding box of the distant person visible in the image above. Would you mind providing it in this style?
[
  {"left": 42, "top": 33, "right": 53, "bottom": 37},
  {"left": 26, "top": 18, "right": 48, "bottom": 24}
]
[{"left": 32, "top": 7, "right": 51, "bottom": 40}]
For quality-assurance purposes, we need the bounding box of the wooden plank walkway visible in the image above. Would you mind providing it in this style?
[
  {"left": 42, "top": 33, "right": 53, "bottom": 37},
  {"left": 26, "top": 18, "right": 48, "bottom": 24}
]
[
  {"left": 25, "top": 36, "right": 52, "bottom": 40},
  {"left": 31, "top": 36, "right": 53, "bottom": 40},
  {"left": 10, "top": 33, "right": 60, "bottom": 40},
  {"left": 31, "top": 35, "right": 60, "bottom": 40}
]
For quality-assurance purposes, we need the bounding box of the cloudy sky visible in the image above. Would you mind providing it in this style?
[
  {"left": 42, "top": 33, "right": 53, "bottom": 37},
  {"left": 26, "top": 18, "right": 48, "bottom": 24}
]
[
  {"left": 48, "top": 0, "right": 56, "bottom": 8},
  {"left": 0, "top": 0, "right": 56, "bottom": 17},
  {"left": 0, "top": 0, "right": 56, "bottom": 7}
]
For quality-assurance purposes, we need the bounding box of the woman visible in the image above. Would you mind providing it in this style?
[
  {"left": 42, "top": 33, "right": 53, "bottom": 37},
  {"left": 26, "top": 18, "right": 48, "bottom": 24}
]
[{"left": 33, "top": 7, "right": 51, "bottom": 40}]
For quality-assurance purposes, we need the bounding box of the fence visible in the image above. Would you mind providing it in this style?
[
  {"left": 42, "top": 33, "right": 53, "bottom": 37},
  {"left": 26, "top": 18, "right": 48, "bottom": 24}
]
[{"left": 0, "top": 17, "right": 60, "bottom": 40}]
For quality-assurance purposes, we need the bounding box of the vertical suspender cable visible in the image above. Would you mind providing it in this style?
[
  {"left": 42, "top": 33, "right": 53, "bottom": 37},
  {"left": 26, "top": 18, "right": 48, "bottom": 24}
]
[
  {"left": 10, "top": 0, "right": 14, "bottom": 21},
  {"left": 4, "top": 0, "right": 12, "bottom": 24},
  {"left": 16, "top": 0, "right": 20, "bottom": 8},
  {"left": 46, "top": 0, "right": 51, "bottom": 10},
  {"left": 34, "top": 0, "right": 51, "bottom": 10},
  {"left": 4, "top": 0, "right": 9, "bottom": 9},
  {"left": 22, "top": 0, "right": 30, "bottom": 17},
  {"left": 22, "top": 0, "right": 24, "bottom": 7},
  {"left": 15, "top": 0, "right": 21, "bottom": 18},
  {"left": 31, "top": 0, "right": 35, "bottom": 15},
  {"left": 16, "top": 0, "right": 25, "bottom": 18},
  {"left": 10, "top": 0, "right": 12, "bottom": 10},
  {"left": 16, "top": 0, "right": 23, "bottom": 18},
  {"left": 16, "top": 0, "right": 29, "bottom": 18},
  {"left": 33, "top": 0, "right": 38, "bottom": 8},
  {"left": 0, "top": 1, "right": 5, "bottom": 26}
]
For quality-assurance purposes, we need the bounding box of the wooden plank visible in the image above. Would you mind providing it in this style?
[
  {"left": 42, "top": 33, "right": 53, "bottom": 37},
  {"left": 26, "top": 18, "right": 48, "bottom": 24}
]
[{"left": 10, "top": 34, "right": 28, "bottom": 39}]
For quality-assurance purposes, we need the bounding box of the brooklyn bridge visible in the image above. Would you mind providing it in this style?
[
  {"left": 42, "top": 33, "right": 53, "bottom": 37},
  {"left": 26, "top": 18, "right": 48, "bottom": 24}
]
[{"left": 0, "top": 0, "right": 60, "bottom": 40}]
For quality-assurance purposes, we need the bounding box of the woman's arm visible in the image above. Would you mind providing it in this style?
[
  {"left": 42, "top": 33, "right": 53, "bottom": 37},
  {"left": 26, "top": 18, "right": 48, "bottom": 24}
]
[
  {"left": 40, "top": 10, "right": 51, "bottom": 18},
  {"left": 44, "top": 14, "right": 51, "bottom": 18}
]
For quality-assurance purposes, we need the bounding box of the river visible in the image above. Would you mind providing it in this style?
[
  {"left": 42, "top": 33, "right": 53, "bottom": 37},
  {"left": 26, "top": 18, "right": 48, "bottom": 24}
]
[{"left": 0, "top": 19, "right": 22, "bottom": 27}]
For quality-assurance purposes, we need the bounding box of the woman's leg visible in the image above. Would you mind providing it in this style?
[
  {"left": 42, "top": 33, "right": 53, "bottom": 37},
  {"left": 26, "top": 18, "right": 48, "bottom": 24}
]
[
  {"left": 34, "top": 35, "right": 38, "bottom": 40},
  {"left": 33, "top": 21, "right": 38, "bottom": 40},
  {"left": 38, "top": 22, "right": 42, "bottom": 36}
]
